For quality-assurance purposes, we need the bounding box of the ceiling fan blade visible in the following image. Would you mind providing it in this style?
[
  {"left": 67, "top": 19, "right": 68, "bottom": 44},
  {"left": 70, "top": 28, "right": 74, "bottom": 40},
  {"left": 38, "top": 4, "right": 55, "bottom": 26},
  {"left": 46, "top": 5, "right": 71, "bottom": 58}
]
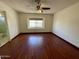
[{"left": 42, "top": 7, "right": 50, "bottom": 10}]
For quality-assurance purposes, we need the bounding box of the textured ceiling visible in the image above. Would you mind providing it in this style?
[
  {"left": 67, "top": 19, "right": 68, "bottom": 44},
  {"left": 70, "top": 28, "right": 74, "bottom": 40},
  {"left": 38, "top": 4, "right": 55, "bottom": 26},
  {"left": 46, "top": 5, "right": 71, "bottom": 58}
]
[{"left": 0, "top": 0, "right": 79, "bottom": 14}]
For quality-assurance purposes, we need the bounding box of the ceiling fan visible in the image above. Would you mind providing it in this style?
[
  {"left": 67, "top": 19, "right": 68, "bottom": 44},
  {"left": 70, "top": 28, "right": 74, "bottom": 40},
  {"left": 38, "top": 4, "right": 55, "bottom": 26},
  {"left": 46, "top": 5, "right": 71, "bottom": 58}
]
[{"left": 35, "top": 0, "right": 50, "bottom": 12}]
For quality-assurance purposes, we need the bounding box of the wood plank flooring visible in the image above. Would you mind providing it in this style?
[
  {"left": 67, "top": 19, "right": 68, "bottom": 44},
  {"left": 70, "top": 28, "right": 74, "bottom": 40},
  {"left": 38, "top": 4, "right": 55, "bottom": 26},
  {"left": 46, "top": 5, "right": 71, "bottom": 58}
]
[{"left": 0, "top": 33, "right": 79, "bottom": 59}]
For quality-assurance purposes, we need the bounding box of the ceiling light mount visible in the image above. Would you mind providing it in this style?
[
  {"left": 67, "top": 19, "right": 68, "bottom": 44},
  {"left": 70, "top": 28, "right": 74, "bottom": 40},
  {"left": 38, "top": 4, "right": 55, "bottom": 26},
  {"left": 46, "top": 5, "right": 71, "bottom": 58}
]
[{"left": 35, "top": 0, "right": 50, "bottom": 13}]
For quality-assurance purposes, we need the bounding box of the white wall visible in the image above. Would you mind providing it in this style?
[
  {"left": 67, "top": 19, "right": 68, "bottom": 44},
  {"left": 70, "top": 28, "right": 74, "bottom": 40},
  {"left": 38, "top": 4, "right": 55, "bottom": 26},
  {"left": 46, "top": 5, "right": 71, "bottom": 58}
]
[
  {"left": 18, "top": 13, "right": 53, "bottom": 33},
  {"left": 52, "top": 2, "right": 79, "bottom": 48},
  {"left": 0, "top": 1, "right": 19, "bottom": 39}
]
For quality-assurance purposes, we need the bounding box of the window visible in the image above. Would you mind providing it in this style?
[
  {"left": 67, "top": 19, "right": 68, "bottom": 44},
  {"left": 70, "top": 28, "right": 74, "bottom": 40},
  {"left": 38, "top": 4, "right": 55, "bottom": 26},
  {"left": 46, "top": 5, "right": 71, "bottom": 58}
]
[{"left": 27, "top": 18, "right": 44, "bottom": 29}]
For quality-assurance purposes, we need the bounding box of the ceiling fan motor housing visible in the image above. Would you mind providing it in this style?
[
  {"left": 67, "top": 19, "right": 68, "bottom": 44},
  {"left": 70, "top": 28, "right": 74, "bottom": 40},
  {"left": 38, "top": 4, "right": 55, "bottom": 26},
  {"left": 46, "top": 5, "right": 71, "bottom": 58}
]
[{"left": 37, "top": 5, "right": 40, "bottom": 10}]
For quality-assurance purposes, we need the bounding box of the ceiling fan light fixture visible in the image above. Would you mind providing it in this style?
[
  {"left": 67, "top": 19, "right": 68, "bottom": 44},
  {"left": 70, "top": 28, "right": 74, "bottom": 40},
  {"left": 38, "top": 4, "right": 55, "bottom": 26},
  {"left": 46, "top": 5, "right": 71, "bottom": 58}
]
[
  {"left": 38, "top": 10, "right": 42, "bottom": 13},
  {"left": 38, "top": 9, "right": 43, "bottom": 13}
]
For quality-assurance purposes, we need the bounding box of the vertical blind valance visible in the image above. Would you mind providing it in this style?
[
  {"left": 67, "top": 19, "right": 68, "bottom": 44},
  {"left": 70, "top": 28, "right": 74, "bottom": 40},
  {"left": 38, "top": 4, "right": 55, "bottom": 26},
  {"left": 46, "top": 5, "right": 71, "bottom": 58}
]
[{"left": 29, "top": 18, "right": 43, "bottom": 20}]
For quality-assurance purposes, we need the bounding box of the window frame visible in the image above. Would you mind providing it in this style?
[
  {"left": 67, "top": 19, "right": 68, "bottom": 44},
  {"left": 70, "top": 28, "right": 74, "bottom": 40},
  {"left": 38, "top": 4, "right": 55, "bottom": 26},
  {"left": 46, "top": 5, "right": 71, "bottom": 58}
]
[{"left": 27, "top": 17, "right": 45, "bottom": 29}]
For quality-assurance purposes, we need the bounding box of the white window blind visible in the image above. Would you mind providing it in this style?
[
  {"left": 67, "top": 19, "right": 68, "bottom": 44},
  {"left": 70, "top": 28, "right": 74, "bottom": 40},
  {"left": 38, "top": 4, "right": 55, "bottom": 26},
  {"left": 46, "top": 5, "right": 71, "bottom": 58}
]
[{"left": 28, "top": 18, "right": 44, "bottom": 29}]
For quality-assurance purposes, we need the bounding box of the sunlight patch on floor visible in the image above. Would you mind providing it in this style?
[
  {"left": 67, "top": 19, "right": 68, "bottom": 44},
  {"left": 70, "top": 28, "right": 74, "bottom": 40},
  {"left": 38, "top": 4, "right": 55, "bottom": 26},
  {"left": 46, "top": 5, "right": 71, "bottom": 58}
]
[{"left": 28, "top": 36, "right": 43, "bottom": 47}]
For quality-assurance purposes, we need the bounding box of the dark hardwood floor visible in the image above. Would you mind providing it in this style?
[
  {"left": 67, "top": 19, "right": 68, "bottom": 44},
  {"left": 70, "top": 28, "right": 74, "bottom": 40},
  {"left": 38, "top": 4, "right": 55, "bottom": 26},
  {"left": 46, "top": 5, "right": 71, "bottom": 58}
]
[{"left": 0, "top": 33, "right": 79, "bottom": 59}]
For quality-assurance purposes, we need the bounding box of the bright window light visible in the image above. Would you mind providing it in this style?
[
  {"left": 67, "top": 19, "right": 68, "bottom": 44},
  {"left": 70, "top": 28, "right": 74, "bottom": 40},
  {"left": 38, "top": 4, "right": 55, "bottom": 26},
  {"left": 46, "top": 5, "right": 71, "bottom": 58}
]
[{"left": 28, "top": 18, "right": 45, "bottom": 29}]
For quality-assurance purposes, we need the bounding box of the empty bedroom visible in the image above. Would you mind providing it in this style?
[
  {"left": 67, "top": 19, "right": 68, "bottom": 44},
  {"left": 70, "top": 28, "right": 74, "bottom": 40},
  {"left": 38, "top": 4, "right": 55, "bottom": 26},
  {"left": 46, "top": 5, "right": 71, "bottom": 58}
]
[{"left": 0, "top": 0, "right": 79, "bottom": 59}]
